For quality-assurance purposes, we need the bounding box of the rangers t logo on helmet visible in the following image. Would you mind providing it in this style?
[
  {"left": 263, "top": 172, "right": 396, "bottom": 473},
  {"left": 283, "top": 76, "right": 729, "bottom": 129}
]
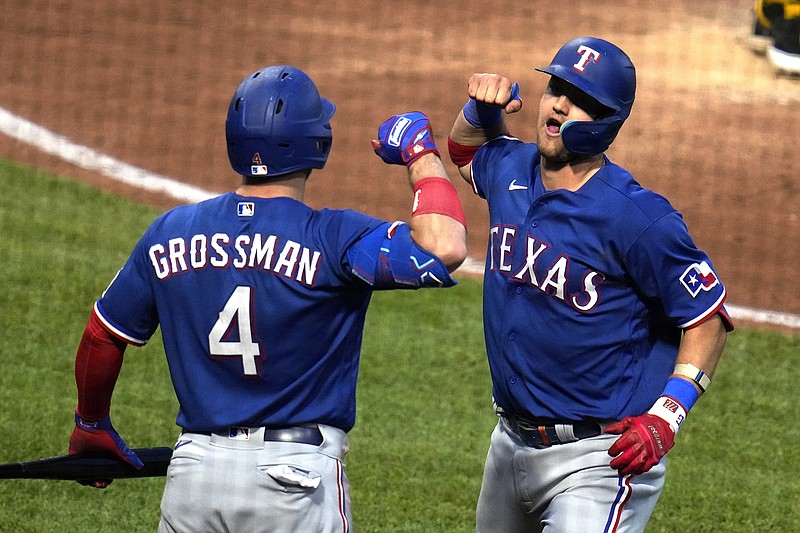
[{"left": 572, "top": 45, "right": 601, "bottom": 73}]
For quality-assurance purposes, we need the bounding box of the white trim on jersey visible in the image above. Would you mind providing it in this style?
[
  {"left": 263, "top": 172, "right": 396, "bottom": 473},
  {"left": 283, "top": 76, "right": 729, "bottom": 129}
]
[
  {"left": 469, "top": 134, "right": 521, "bottom": 198},
  {"left": 677, "top": 290, "right": 727, "bottom": 330},
  {"left": 93, "top": 302, "right": 149, "bottom": 346}
]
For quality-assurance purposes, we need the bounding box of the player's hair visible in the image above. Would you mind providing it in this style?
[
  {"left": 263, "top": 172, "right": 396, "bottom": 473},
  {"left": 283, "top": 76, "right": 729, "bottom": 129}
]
[
  {"left": 225, "top": 65, "right": 336, "bottom": 178},
  {"left": 536, "top": 36, "right": 636, "bottom": 155}
]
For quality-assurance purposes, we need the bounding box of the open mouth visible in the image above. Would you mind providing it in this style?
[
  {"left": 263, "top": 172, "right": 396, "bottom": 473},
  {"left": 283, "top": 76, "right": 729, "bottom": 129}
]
[{"left": 545, "top": 118, "right": 562, "bottom": 136}]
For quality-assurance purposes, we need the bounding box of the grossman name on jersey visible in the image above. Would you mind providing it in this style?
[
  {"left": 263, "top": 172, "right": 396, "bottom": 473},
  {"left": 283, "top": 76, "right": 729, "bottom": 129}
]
[{"left": 148, "top": 233, "right": 321, "bottom": 286}]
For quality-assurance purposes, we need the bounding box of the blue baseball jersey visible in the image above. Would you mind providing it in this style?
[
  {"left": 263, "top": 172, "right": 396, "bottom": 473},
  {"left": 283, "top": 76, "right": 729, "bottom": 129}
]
[
  {"left": 471, "top": 137, "right": 732, "bottom": 421},
  {"left": 93, "top": 192, "right": 454, "bottom": 432}
]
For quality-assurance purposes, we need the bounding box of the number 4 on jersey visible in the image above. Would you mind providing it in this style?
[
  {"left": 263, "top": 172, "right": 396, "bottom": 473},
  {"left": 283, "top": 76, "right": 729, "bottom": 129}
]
[{"left": 208, "top": 286, "right": 262, "bottom": 376}]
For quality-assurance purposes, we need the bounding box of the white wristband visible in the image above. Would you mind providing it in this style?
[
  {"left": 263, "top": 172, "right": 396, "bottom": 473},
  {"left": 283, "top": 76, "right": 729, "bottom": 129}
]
[
  {"left": 674, "top": 363, "right": 711, "bottom": 392},
  {"left": 648, "top": 395, "right": 687, "bottom": 434}
]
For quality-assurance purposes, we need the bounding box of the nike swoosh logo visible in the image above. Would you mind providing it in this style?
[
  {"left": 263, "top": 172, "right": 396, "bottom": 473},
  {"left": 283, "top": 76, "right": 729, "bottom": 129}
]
[{"left": 508, "top": 180, "right": 528, "bottom": 191}]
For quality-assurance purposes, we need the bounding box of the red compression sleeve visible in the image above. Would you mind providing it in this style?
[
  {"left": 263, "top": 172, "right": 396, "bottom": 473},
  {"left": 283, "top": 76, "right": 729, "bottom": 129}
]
[
  {"left": 447, "top": 136, "right": 481, "bottom": 167},
  {"left": 412, "top": 177, "right": 467, "bottom": 228},
  {"left": 74, "top": 309, "right": 127, "bottom": 420}
]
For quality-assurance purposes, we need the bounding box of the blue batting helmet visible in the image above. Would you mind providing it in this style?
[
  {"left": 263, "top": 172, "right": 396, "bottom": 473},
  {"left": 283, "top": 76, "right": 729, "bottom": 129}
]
[
  {"left": 535, "top": 36, "right": 636, "bottom": 155},
  {"left": 225, "top": 66, "right": 336, "bottom": 178}
]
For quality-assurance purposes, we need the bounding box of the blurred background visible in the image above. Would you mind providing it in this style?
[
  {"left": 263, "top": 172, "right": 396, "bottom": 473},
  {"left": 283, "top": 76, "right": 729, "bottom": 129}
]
[{"left": 1, "top": 0, "right": 798, "bottom": 324}]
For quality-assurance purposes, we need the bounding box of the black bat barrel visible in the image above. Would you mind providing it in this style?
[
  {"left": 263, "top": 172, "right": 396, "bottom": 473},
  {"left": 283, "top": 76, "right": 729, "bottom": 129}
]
[{"left": 0, "top": 447, "right": 174, "bottom": 480}]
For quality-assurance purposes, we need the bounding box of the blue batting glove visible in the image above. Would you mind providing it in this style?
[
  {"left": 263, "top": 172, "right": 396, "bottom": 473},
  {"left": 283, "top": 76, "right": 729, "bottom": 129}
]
[
  {"left": 69, "top": 412, "right": 143, "bottom": 487},
  {"left": 374, "top": 112, "right": 440, "bottom": 166}
]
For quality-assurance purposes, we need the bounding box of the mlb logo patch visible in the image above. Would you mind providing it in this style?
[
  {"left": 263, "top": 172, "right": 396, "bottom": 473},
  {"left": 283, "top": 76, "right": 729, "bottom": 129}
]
[
  {"left": 680, "top": 261, "right": 719, "bottom": 297},
  {"left": 251, "top": 165, "right": 269, "bottom": 175},
  {"left": 237, "top": 202, "right": 255, "bottom": 217},
  {"left": 228, "top": 427, "right": 250, "bottom": 441}
]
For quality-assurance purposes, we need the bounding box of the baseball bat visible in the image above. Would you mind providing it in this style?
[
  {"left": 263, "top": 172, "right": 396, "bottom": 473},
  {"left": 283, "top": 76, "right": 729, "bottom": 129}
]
[{"left": 0, "top": 447, "right": 173, "bottom": 480}]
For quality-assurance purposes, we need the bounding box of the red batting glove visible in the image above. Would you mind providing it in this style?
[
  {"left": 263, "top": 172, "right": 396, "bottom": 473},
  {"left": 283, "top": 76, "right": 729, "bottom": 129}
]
[
  {"left": 605, "top": 414, "right": 675, "bottom": 477},
  {"left": 69, "top": 412, "right": 143, "bottom": 488}
]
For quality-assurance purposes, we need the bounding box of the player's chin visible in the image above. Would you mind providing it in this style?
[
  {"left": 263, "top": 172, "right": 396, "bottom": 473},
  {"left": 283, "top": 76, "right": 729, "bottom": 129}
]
[{"left": 538, "top": 141, "right": 573, "bottom": 163}]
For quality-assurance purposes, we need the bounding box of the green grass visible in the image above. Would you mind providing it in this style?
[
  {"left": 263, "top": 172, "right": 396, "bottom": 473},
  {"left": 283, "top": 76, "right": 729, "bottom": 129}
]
[{"left": 0, "top": 157, "right": 797, "bottom": 532}]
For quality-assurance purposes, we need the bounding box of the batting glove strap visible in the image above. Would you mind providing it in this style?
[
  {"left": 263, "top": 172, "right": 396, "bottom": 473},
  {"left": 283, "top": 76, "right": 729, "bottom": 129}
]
[
  {"left": 71, "top": 413, "right": 144, "bottom": 470},
  {"left": 374, "top": 112, "right": 440, "bottom": 167},
  {"left": 647, "top": 395, "right": 688, "bottom": 434},
  {"left": 648, "top": 375, "right": 700, "bottom": 434}
]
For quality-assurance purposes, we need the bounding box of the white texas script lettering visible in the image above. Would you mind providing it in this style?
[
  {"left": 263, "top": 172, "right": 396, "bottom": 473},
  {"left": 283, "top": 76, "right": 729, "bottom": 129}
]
[
  {"left": 148, "top": 233, "right": 321, "bottom": 286},
  {"left": 490, "top": 224, "right": 603, "bottom": 312}
]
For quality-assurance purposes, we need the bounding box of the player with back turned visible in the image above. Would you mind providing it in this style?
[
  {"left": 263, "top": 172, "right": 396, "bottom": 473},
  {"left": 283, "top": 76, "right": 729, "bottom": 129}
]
[
  {"left": 447, "top": 36, "right": 733, "bottom": 532},
  {"left": 67, "top": 65, "right": 467, "bottom": 532}
]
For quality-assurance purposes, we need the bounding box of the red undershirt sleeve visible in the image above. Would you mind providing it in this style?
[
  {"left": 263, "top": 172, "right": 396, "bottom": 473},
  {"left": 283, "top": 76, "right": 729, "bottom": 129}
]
[{"left": 74, "top": 309, "right": 128, "bottom": 420}]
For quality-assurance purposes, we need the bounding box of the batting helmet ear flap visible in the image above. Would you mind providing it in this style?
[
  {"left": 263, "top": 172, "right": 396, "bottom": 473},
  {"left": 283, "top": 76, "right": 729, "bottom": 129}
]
[{"left": 560, "top": 116, "right": 624, "bottom": 155}]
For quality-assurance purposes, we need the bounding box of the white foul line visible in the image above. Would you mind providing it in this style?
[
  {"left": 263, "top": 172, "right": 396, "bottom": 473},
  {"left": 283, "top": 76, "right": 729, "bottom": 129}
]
[
  {"left": 0, "top": 107, "right": 215, "bottom": 204},
  {"left": 721, "top": 304, "right": 800, "bottom": 330},
  {"left": 2, "top": 106, "right": 799, "bottom": 330}
]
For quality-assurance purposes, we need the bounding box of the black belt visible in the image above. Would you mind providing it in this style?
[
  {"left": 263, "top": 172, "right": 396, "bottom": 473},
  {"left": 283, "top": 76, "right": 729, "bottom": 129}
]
[
  {"left": 501, "top": 413, "right": 602, "bottom": 449},
  {"left": 192, "top": 425, "right": 324, "bottom": 446}
]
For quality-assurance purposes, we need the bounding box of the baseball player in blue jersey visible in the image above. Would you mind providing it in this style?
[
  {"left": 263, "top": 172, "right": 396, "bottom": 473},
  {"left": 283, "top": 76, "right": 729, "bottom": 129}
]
[
  {"left": 447, "top": 37, "right": 733, "bottom": 532},
  {"left": 67, "top": 65, "right": 467, "bottom": 532}
]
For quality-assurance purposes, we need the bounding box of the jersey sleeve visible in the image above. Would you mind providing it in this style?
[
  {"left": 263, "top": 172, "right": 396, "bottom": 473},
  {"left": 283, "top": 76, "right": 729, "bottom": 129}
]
[
  {"left": 314, "top": 208, "right": 387, "bottom": 282},
  {"left": 469, "top": 135, "right": 522, "bottom": 199},
  {"left": 345, "top": 221, "right": 456, "bottom": 289},
  {"left": 624, "top": 212, "right": 733, "bottom": 331},
  {"left": 94, "top": 229, "right": 160, "bottom": 345}
]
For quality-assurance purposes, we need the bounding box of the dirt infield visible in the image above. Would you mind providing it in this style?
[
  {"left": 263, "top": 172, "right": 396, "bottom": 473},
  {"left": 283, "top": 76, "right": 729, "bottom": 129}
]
[{"left": 1, "top": 0, "right": 799, "bottom": 326}]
